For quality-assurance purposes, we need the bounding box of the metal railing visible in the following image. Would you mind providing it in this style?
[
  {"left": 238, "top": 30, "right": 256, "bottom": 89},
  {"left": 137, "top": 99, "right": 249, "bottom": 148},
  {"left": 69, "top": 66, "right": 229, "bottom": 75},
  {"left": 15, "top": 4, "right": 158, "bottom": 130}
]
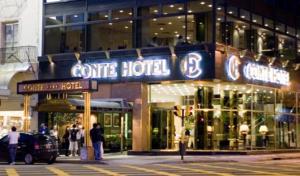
[{"left": 0, "top": 46, "right": 37, "bottom": 64}]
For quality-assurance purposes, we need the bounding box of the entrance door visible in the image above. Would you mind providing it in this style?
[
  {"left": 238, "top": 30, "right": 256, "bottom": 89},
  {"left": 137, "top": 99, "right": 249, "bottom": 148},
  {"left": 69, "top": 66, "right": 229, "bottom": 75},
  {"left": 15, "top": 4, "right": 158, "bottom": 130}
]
[{"left": 151, "top": 109, "right": 173, "bottom": 149}]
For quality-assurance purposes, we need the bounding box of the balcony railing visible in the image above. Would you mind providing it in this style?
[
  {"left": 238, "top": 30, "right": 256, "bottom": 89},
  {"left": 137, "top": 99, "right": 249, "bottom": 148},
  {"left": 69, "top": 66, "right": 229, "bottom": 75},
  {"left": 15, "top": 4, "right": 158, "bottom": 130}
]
[{"left": 0, "top": 46, "right": 37, "bottom": 64}]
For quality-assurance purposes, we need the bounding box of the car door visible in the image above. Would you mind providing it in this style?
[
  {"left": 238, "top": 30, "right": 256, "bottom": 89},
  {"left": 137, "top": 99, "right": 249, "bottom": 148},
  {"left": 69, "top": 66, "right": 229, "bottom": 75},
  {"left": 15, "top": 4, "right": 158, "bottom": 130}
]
[
  {"left": 16, "top": 133, "right": 32, "bottom": 160},
  {"left": 0, "top": 136, "right": 9, "bottom": 161}
]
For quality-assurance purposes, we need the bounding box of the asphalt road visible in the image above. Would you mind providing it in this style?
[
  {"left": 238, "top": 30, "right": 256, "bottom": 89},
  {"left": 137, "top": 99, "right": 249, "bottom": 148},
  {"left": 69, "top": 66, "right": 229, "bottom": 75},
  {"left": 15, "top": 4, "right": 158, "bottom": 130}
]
[{"left": 1, "top": 159, "right": 300, "bottom": 176}]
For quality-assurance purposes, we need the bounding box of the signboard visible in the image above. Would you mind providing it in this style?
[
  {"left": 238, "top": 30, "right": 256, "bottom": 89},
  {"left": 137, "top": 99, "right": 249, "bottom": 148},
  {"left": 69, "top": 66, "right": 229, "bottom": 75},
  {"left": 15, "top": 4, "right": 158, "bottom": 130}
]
[
  {"left": 70, "top": 52, "right": 213, "bottom": 82},
  {"left": 17, "top": 79, "right": 98, "bottom": 94},
  {"left": 226, "top": 55, "right": 290, "bottom": 86}
]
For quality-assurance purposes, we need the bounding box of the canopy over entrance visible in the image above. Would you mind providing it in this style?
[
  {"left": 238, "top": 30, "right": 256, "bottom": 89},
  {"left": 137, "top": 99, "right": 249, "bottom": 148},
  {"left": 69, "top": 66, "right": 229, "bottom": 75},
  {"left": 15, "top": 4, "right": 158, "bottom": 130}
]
[{"left": 36, "top": 98, "right": 132, "bottom": 113}]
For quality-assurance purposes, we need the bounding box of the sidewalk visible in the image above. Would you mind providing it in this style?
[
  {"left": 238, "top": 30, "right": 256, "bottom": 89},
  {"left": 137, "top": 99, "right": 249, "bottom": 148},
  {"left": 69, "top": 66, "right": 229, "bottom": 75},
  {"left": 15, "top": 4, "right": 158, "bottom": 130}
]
[{"left": 56, "top": 152, "right": 300, "bottom": 165}]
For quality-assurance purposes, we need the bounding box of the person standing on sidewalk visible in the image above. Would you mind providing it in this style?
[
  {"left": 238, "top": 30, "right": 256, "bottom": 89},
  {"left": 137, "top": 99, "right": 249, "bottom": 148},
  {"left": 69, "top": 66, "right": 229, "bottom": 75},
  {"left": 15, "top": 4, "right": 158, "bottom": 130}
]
[
  {"left": 8, "top": 126, "right": 20, "bottom": 165},
  {"left": 69, "top": 124, "right": 79, "bottom": 156},
  {"left": 90, "top": 123, "right": 101, "bottom": 160},
  {"left": 97, "top": 123, "right": 104, "bottom": 159}
]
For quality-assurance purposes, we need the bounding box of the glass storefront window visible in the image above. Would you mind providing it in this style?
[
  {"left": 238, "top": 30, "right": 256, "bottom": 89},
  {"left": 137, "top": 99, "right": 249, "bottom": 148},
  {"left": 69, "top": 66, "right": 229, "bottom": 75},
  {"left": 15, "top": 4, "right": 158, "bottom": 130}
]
[
  {"left": 111, "top": 8, "right": 133, "bottom": 20},
  {"left": 277, "top": 34, "right": 296, "bottom": 60},
  {"left": 162, "top": 3, "right": 184, "bottom": 15},
  {"left": 240, "top": 9, "right": 250, "bottom": 21},
  {"left": 65, "top": 25, "right": 85, "bottom": 52},
  {"left": 44, "top": 27, "right": 64, "bottom": 54},
  {"left": 252, "top": 26, "right": 275, "bottom": 57},
  {"left": 139, "top": 5, "right": 161, "bottom": 17},
  {"left": 275, "top": 114, "right": 297, "bottom": 149},
  {"left": 227, "top": 6, "right": 238, "bottom": 17},
  {"left": 140, "top": 16, "right": 186, "bottom": 47},
  {"left": 66, "top": 13, "right": 84, "bottom": 24},
  {"left": 287, "top": 26, "right": 296, "bottom": 36},
  {"left": 275, "top": 22, "right": 285, "bottom": 33},
  {"left": 276, "top": 91, "right": 296, "bottom": 114},
  {"left": 187, "top": 0, "right": 213, "bottom": 13},
  {"left": 88, "top": 11, "right": 109, "bottom": 21},
  {"left": 87, "top": 21, "right": 132, "bottom": 51},
  {"left": 45, "top": 16, "right": 63, "bottom": 26},
  {"left": 252, "top": 14, "right": 262, "bottom": 25},
  {"left": 264, "top": 18, "right": 273, "bottom": 29}
]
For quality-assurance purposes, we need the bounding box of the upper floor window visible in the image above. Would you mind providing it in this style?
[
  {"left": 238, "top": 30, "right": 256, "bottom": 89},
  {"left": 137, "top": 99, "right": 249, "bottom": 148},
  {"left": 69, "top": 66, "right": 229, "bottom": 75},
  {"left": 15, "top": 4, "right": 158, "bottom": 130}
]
[
  {"left": 46, "top": 16, "right": 63, "bottom": 26},
  {"left": 88, "top": 11, "right": 109, "bottom": 21},
  {"left": 162, "top": 3, "right": 184, "bottom": 15},
  {"left": 111, "top": 8, "right": 133, "bottom": 20},
  {"left": 66, "top": 13, "right": 84, "bottom": 24},
  {"left": 5, "top": 22, "right": 18, "bottom": 47}
]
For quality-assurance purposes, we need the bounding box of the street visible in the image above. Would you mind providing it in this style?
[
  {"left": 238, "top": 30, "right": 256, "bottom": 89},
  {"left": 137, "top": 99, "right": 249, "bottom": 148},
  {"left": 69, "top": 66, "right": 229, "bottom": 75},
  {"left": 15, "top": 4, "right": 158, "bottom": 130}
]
[{"left": 1, "top": 154, "right": 300, "bottom": 176}]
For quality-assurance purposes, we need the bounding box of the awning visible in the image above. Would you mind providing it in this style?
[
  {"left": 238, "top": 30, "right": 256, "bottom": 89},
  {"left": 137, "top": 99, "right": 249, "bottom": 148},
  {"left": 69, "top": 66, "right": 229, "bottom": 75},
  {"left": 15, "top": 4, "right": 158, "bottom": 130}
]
[
  {"left": 0, "top": 63, "right": 31, "bottom": 95},
  {"left": 36, "top": 98, "right": 132, "bottom": 113}
]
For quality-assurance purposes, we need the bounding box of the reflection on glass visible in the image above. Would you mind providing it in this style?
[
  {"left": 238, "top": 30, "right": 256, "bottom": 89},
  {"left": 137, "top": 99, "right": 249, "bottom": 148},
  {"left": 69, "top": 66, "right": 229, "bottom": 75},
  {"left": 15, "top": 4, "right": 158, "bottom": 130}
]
[
  {"left": 111, "top": 8, "right": 132, "bottom": 20},
  {"left": 88, "top": 11, "right": 109, "bottom": 21},
  {"left": 87, "top": 21, "right": 132, "bottom": 51},
  {"left": 66, "top": 14, "right": 84, "bottom": 24},
  {"left": 45, "top": 16, "right": 63, "bottom": 26},
  {"left": 162, "top": 3, "right": 184, "bottom": 14}
]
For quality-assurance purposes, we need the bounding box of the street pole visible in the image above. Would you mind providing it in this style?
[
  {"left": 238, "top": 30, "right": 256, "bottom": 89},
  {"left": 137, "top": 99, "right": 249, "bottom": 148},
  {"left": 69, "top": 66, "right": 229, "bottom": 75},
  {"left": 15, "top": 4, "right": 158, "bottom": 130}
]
[{"left": 180, "top": 109, "right": 186, "bottom": 161}]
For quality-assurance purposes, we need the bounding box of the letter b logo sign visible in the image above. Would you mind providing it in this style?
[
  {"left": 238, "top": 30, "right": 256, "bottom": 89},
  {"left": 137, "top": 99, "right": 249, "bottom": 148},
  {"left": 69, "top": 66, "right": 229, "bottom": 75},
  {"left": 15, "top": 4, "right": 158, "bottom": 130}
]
[{"left": 180, "top": 53, "right": 202, "bottom": 79}]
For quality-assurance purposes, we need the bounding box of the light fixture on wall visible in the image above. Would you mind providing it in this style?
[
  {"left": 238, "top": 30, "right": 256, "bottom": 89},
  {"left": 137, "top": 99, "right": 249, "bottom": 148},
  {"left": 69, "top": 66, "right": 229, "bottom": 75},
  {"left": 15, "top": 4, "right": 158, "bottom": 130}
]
[
  {"left": 47, "top": 55, "right": 54, "bottom": 65},
  {"left": 268, "top": 57, "right": 276, "bottom": 66},
  {"left": 136, "top": 48, "right": 143, "bottom": 60},
  {"left": 105, "top": 50, "right": 110, "bottom": 59},
  {"left": 255, "top": 53, "right": 263, "bottom": 61},
  {"left": 169, "top": 46, "right": 177, "bottom": 59},
  {"left": 239, "top": 49, "right": 247, "bottom": 58},
  {"left": 74, "top": 51, "right": 81, "bottom": 63}
]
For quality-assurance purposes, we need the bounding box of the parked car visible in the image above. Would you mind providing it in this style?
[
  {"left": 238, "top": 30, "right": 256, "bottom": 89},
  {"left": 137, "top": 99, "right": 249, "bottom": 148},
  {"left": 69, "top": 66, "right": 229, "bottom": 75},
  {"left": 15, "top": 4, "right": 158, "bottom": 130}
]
[{"left": 0, "top": 133, "right": 58, "bottom": 164}]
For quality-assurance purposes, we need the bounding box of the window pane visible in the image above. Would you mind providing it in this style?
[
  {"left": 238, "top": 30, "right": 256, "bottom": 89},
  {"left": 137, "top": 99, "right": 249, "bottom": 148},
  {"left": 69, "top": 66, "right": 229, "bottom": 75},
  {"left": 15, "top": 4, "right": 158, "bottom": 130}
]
[
  {"left": 240, "top": 9, "right": 250, "bottom": 21},
  {"left": 162, "top": 3, "right": 184, "bottom": 15},
  {"left": 287, "top": 26, "right": 296, "bottom": 36},
  {"left": 277, "top": 34, "right": 296, "bottom": 60},
  {"left": 44, "top": 27, "right": 64, "bottom": 54},
  {"left": 187, "top": 0, "right": 213, "bottom": 13},
  {"left": 275, "top": 22, "right": 285, "bottom": 33},
  {"left": 45, "top": 16, "right": 63, "bottom": 26},
  {"left": 66, "top": 13, "right": 84, "bottom": 24},
  {"left": 88, "top": 11, "right": 109, "bottom": 21},
  {"left": 5, "top": 23, "right": 18, "bottom": 46},
  {"left": 87, "top": 21, "right": 132, "bottom": 51},
  {"left": 252, "top": 14, "right": 262, "bottom": 25},
  {"left": 264, "top": 18, "right": 273, "bottom": 28},
  {"left": 111, "top": 8, "right": 133, "bottom": 20},
  {"left": 65, "top": 25, "right": 85, "bottom": 52},
  {"left": 252, "top": 26, "right": 275, "bottom": 57},
  {"left": 139, "top": 5, "right": 161, "bottom": 17},
  {"left": 141, "top": 16, "right": 186, "bottom": 47}
]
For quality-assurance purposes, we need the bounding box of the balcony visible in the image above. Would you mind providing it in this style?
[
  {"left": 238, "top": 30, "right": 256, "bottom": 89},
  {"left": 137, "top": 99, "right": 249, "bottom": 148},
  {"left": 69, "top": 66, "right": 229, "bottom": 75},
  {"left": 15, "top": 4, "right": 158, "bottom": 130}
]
[{"left": 0, "top": 46, "right": 37, "bottom": 64}]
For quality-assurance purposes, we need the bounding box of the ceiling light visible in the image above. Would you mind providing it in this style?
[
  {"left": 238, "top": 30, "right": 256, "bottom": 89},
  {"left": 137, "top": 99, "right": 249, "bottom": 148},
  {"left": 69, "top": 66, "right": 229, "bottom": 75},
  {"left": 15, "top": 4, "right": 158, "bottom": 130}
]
[
  {"left": 178, "top": 7, "right": 183, "bottom": 10},
  {"left": 177, "top": 16, "right": 182, "bottom": 19},
  {"left": 152, "top": 18, "right": 157, "bottom": 21},
  {"left": 119, "top": 10, "right": 124, "bottom": 13},
  {"left": 160, "top": 27, "right": 164, "bottom": 31},
  {"left": 124, "top": 26, "right": 129, "bottom": 29},
  {"left": 163, "top": 12, "right": 168, "bottom": 15},
  {"left": 170, "top": 4, "right": 174, "bottom": 8},
  {"left": 128, "top": 12, "right": 132, "bottom": 15},
  {"left": 208, "top": 4, "right": 212, "bottom": 7},
  {"left": 153, "top": 9, "right": 158, "bottom": 13},
  {"left": 253, "top": 19, "right": 257, "bottom": 23},
  {"left": 217, "top": 7, "right": 222, "bottom": 10},
  {"left": 168, "top": 22, "right": 172, "bottom": 25},
  {"left": 104, "top": 15, "right": 108, "bottom": 18},
  {"left": 241, "top": 15, "right": 245, "bottom": 18},
  {"left": 265, "top": 24, "right": 269, "bottom": 27},
  {"left": 200, "top": 1, "right": 205, "bottom": 5},
  {"left": 109, "top": 23, "right": 113, "bottom": 25},
  {"left": 217, "top": 18, "right": 221, "bottom": 21},
  {"left": 228, "top": 11, "right": 233, "bottom": 14}
]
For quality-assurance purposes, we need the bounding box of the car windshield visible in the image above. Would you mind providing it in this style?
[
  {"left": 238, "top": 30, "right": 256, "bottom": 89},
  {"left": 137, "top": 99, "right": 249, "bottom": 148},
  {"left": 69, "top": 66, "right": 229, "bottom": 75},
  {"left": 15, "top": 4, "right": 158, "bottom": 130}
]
[{"left": 0, "top": 135, "right": 8, "bottom": 143}]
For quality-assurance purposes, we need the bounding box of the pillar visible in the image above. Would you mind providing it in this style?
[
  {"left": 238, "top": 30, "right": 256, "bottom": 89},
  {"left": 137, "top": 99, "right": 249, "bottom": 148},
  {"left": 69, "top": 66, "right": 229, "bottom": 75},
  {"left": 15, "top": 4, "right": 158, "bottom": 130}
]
[
  {"left": 23, "top": 94, "right": 30, "bottom": 132},
  {"left": 83, "top": 92, "right": 92, "bottom": 147}
]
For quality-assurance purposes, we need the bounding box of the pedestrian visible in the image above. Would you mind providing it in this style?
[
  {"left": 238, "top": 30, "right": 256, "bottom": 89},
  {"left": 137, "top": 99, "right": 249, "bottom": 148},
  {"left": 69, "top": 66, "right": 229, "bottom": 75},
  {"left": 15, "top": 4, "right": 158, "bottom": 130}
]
[
  {"left": 69, "top": 124, "right": 79, "bottom": 156},
  {"left": 8, "top": 126, "right": 20, "bottom": 165},
  {"left": 62, "top": 126, "right": 70, "bottom": 156},
  {"left": 39, "top": 123, "right": 49, "bottom": 134},
  {"left": 76, "top": 125, "right": 84, "bottom": 155},
  {"left": 97, "top": 123, "right": 104, "bottom": 159},
  {"left": 90, "top": 123, "right": 101, "bottom": 160}
]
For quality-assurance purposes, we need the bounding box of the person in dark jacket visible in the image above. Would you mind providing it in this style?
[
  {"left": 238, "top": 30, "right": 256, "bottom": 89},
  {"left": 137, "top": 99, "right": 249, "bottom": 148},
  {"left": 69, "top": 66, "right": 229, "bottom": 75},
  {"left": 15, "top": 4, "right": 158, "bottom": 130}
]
[
  {"left": 62, "top": 126, "right": 70, "bottom": 156},
  {"left": 90, "top": 123, "right": 101, "bottom": 160}
]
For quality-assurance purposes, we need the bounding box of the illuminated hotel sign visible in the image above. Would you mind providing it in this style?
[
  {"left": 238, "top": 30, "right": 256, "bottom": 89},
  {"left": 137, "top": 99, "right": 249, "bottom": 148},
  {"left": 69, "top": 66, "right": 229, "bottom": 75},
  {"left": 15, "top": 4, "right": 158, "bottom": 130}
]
[
  {"left": 71, "top": 52, "right": 206, "bottom": 81},
  {"left": 243, "top": 62, "right": 290, "bottom": 85},
  {"left": 226, "top": 55, "right": 290, "bottom": 86},
  {"left": 17, "top": 79, "right": 98, "bottom": 94}
]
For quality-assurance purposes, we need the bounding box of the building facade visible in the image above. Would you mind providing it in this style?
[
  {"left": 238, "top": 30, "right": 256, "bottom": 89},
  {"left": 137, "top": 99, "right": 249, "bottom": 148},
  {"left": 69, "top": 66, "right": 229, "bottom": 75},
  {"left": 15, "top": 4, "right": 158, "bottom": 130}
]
[
  {"left": 0, "top": 0, "right": 42, "bottom": 137},
  {"left": 40, "top": 0, "right": 300, "bottom": 151}
]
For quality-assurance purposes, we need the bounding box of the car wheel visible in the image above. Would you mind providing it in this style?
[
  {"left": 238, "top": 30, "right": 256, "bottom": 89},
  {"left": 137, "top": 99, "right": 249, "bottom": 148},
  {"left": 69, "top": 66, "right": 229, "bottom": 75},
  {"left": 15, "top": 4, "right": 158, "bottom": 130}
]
[
  {"left": 47, "top": 155, "right": 56, "bottom": 164},
  {"left": 24, "top": 153, "right": 34, "bottom": 164}
]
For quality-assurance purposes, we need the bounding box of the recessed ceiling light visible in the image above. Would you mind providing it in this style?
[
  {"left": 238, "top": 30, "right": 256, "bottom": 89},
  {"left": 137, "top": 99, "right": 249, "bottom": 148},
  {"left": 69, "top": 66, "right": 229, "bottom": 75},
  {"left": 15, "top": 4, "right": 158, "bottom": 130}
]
[
  {"left": 124, "top": 26, "right": 129, "bottom": 29},
  {"left": 253, "top": 19, "right": 257, "bottom": 23},
  {"left": 169, "top": 4, "right": 174, "bottom": 8},
  {"left": 228, "top": 11, "right": 233, "bottom": 14},
  {"left": 208, "top": 4, "right": 212, "bottom": 7},
  {"left": 241, "top": 15, "right": 245, "bottom": 18},
  {"left": 160, "top": 27, "right": 164, "bottom": 30},
  {"left": 217, "top": 7, "right": 222, "bottom": 10},
  {"left": 200, "top": 1, "right": 205, "bottom": 5},
  {"left": 119, "top": 10, "right": 124, "bottom": 13},
  {"left": 178, "top": 7, "right": 183, "bottom": 10},
  {"left": 177, "top": 16, "right": 182, "bottom": 19},
  {"left": 168, "top": 22, "right": 172, "bottom": 25},
  {"left": 188, "top": 10, "right": 193, "bottom": 13},
  {"left": 153, "top": 9, "right": 158, "bottom": 13},
  {"left": 152, "top": 18, "right": 157, "bottom": 21},
  {"left": 109, "top": 23, "right": 113, "bottom": 25}
]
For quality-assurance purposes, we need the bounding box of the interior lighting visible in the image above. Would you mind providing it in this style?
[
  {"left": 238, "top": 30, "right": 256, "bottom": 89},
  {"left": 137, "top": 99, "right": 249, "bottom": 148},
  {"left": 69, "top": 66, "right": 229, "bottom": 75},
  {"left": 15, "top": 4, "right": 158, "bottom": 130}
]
[
  {"left": 200, "top": 2, "right": 205, "bottom": 5},
  {"left": 265, "top": 24, "right": 269, "bottom": 27},
  {"left": 128, "top": 12, "right": 132, "bottom": 15},
  {"left": 241, "top": 15, "right": 245, "bottom": 18},
  {"left": 178, "top": 7, "right": 183, "bottom": 10},
  {"left": 253, "top": 19, "right": 257, "bottom": 23},
  {"left": 160, "top": 27, "right": 164, "bottom": 31},
  {"left": 208, "top": 4, "right": 212, "bottom": 7},
  {"left": 169, "top": 4, "right": 174, "bottom": 8},
  {"left": 188, "top": 10, "right": 193, "bottom": 13},
  {"left": 168, "top": 22, "right": 172, "bottom": 25},
  {"left": 217, "top": 7, "right": 222, "bottom": 10},
  {"left": 153, "top": 9, "right": 158, "bottom": 13},
  {"left": 119, "top": 10, "right": 124, "bottom": 13},
  {"left": 228, "top": 11, "right": 233, "bottom": 14},
  {"left": 153, "top": 18, "right": 157, "bottom": 21}
]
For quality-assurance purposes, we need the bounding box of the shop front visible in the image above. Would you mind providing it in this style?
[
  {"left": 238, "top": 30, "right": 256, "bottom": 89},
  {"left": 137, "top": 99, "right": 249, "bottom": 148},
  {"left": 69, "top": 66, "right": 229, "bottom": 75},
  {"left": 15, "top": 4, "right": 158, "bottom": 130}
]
[{"left": 36, "top": 45, "right": 299, "bottom": 152}]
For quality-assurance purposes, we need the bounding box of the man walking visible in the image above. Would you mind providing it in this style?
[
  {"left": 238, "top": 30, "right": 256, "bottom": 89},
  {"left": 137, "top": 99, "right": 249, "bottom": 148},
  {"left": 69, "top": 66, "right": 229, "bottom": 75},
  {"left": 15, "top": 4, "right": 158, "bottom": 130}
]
[
  {"left": 8, "top": 126, "right": 20, "bottom": 165},
  {"left": 69, "top": 124, "right": 79, "bottom": 156},
  {"left": 90, "top": 123, "right": 101, "bottom": 160}
]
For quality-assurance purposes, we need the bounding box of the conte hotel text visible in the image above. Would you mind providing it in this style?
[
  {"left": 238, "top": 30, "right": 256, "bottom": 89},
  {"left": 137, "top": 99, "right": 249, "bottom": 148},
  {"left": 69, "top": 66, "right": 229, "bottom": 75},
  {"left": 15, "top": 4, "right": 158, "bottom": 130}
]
[{"left": 21, "top": 81, "right": 85, "bottom": 92}]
